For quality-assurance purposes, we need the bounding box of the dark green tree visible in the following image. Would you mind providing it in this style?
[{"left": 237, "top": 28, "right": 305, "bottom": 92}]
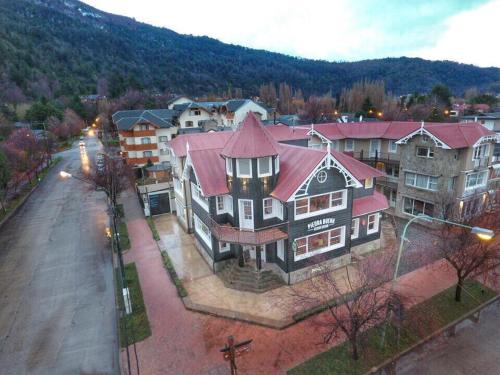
[
  {"left": 0, "top": 149, "right": 12, "bottom": 213},
  {"left": 431, "top": 84, "right": 452, "bottom": 107}
]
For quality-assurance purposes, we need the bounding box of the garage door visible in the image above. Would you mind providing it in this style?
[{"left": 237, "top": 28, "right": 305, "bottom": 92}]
[{"left": 149, "top": 193, "right": 171, "bottom": 216}]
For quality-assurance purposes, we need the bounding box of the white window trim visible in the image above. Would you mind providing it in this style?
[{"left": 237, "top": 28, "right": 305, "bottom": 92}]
[
  {"left": 219, "top": 242, "right": 230, "bottom": 253},
  {"left": 472, "top": 144, "right": 489, "bottom": 160},
  {"left": 194, "top": 214, "right": 212, "bottom": 249},
  {"left": 236, "top": 159, "right": 252, "bottom": 178},
  {"left": 465, "top": 170, "right": 488, "bottom": 191},
  {"left": 275, "top": 156, "right": 280, "bottom": 173},
  {"left": 257, "top": 157, "right": 272, "bottom": 177},
  {"left": 351, "top": 218, "right": 359, "bottom": 239},
  {"left": 263, "top": 198, "right": 274, "bottom": 219},
  {"left": 405, "top": 172, "right": 438, "bottom": 191},
  {"left": 416, "top": 146, "right": 434, "bottom": 158},
  {"left": 226, "top": 158, "right": 233, "bottom": 175},
  {"left": 191, "top": 182, "right": 209, "bottom": 211},
  {"left": 344, "top": 139, "right": 354, "bottom": 152},
  {"left": 294, "top": 189, "right": 347, "bottom": 220},
  {"left": 294, "top": 226, "right": 346, "bottom": 261},
  {"left": 367, "top": 213, "right": 380, "bottom": 235},
  {"left": 238, "top": 199, "right": 254, "bottom": 230},
  {"left": 173, "top": 177, "right": 183, "bottom": 197},
  {"left": 216, "top": 195, "right": 233, "bottom": 215},
  {"left": 277, "top": 240, "right": 284, "bottom": 261},
  {"left": 388, "top": 140, "right": 397, "bottom": 153}
]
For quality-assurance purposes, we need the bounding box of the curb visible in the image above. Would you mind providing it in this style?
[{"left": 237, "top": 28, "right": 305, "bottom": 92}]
[{"left": 0, "top": 160, "right": 61, "bottom": 231}]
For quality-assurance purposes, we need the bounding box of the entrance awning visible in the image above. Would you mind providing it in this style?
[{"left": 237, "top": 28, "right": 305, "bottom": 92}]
[{"left": 209, "top": 219, "right": 288, "bottom": 246}]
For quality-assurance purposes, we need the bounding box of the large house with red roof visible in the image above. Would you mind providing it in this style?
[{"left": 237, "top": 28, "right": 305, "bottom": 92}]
[
  {"left": 307, "top": 121, "right": 498, "bottom": 219},
  {"left": 171, "top": 113, "right": 388, "bottom": 284}
]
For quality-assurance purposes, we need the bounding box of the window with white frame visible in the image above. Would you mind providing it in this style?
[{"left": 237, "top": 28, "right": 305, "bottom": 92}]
[
  {"left": 365, "top": 177, "right": 373, "bottom": 189},
  {"left": 405, "top": 172, "right": 438, "bottom": 191},
  {"left": 367, "top": 213, "right": 379, "bottom": 234},
  {"left": 226, "top": 158, "right": 233, "bottom": 175},
  {"left": 263, "top": 198, "right": 273, "bottom": 219},
  {"left": 276, "top": 240, "right": 284, "bottom": 261},
  {"left": 215, "top": 195, "right": 233, "bottom": 215},
  {"left": 465, "top": 171, "right": 488, "bottom": 190},
  {"left": 236, "top": 159, "right": 252, "bottom": 178},
  {"left": 143, "top": 151, "right": 153, "bottom": 157},
  {"left": 294, "top": 226, "right": 346, "bottom": 260},
  {"left": 345, "top": 139, "right": 354, "bottom": 152},
  {"left": 185, "top": 121, "right": 194, "bottom": 128},
  {"left": 294, "top": 190, "right": 346, "bottom": 219},
  {"left": 403, "top": 197, "right": 434, "bottom": 217},
  {"left": 219, "top": 242, "right": 230, "bottom": 253},
  {"left": 473, "top": 144, "right": 489, "bottom": 160},
  {"left": 139, "top": 124, "right": 149, "bottom": 130},
  {"left": 275, "top": 156, "right": 280, "bottom": 173},
  {"left": 258, "top": 157, "right": 272, "bottom": 177},
  {"left": 351, "top": 218, "right": 359, "bottom": 239},
  {"left": 416, "top": 146, "right": 434, "bottom": 158},
  {"left": 389, "top": 140, "right": 397, "bottom": 153},
  {"left": 173, "top": 178, "right": 183, "bottom": 197},
  {"left": 159, "top": 136, "right": 168, "bottom": 142},
  {"left": 191, "top": 182, "right": 208, "bottom": 210},
  {"left": 194, "top": 214, "right": 212, "bottom": 248},
  {"left": 141, "top": 137, "right": 151, "bottom": 144}
]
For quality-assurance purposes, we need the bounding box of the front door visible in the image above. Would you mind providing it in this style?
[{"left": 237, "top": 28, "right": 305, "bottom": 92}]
[
  {"left": 238, "top": 199, "right": 254, "bottom": 230},
  {"left": 369, "top": 139, "right": 381, "bottom": 157}
]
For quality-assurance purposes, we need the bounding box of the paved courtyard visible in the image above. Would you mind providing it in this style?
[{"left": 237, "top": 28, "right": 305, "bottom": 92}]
[{"left": 119, "top": 197, "right": 482, "bottom": 375}]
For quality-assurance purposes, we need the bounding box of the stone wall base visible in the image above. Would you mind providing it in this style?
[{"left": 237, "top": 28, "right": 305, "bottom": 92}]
[
  {"left": 193, "top": 238, "right": 231, "bottom": 273},
  {"left": 351, "top": 238, "right": 382, "bottom": 257},
  {"left": 287, "top": 253, "right": 352, "bottom": 284}
]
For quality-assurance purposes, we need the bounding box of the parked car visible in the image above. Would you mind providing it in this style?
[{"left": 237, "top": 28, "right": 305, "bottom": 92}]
[{"left": 79, "top": 140, "right": 85, "bottom": 147}]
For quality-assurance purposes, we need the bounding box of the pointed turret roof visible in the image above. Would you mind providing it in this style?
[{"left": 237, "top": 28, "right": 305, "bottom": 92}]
[{"left": 221, "top": 112, "right": 280, "bottom": 158}]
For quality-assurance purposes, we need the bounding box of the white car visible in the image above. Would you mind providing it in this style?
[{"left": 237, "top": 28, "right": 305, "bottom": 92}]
[{"left": 79, "top": 140, "right": 85, "bottom": 147}]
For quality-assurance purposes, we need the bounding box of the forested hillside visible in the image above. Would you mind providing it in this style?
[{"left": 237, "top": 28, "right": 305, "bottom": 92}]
[{"left": 0, "top": 0, "right": 498, "bottom": 100}]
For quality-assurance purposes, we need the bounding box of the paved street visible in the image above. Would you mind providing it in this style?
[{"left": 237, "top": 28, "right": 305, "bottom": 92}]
[
  {"left": 0, "top": 136, "right": 119, "bottom": 374},
  {"left": 398, "top": 301, "right": 500, "bottom": 375}
]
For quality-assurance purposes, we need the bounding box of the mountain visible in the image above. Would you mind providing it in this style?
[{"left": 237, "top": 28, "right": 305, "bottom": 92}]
[{"left": 0, "top": 0, "right": 499, "bottom": 99}]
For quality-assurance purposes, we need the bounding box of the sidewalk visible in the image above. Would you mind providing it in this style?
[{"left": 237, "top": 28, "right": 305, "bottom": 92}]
[{"left": 120, "top": 189, "right": 471, "bottom": 375}]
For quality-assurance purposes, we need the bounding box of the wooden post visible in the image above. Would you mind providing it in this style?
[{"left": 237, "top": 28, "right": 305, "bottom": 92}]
[{"left": 256, "top": 246, "right": 262, "bottom": 271}]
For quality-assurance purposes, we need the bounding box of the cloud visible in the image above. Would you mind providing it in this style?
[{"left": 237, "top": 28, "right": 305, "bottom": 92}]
[
  {"left": 81, "top": 0, "right": 498, "bottom": 66},
  {"left": 411, "top": 0, "right": 500, "bottom": 67}
]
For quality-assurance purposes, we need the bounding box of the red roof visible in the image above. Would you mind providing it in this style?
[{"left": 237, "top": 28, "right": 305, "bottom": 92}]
[
  {"left": 352, "top": 191, "right": 389, "bottom": 217},
  {"left": 331, "top": 150, "right": 386, "bottom": 181},
  {"left": 271, "top": 145, "right": 326, "bottom": 202},
  {"left": 265, "top": 124, "right": 311, "bottom": 141},
  {"left": 221, "top": 112, "right": 280, "bottom": 158},
  {"left": 424, "top": 123, "right": 495, "bottom": 149},
  {"left": 311, "top": 121, "right": 495, "bottom": 149},
  {"left": 168, "top": 131, "right": 232, "bottom": 157},
  {"left": 188, "top": 149, "right": 229, "bottom": 197}
]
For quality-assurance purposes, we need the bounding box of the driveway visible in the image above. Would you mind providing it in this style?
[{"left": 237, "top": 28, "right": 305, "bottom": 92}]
[{"left": 0, "top": 136, "right": 119, "bottom": 374}]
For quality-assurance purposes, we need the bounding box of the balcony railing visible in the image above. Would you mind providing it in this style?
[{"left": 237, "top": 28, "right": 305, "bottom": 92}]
[
  {"left": 353, "top": 150, "right": 400, "bottom": 163},
  {"left": 207, "top": 216, "right": 288, "bottom": 246},
  {"left": 472, "top": 156, "right": 490, "bottom": 170}
]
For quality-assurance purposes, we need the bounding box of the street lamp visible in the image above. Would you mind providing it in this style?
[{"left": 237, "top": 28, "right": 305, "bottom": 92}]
[{"left": 381, "top": 213, "right": 494, "bottom": 345}]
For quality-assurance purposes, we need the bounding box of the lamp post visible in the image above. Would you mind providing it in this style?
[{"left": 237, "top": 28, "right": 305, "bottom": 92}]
[{"left": 381, "top": 213, "right": 494, "bottom": 345}]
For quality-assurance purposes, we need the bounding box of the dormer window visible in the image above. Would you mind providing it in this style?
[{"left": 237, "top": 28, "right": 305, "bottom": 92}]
[
  {"left": 364, "top": 177, "right": 373, "bottom": 189},
  {"left": 257, "top": 157, "right": 272, "bottom": 177},
  {"left": 236, "top": 159, "right": 252, "bottom": 178}
]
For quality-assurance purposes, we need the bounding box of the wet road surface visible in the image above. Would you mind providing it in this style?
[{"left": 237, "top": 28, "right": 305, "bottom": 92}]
[{"left": 0, "top": 137, "right": 119, "bottom": 374}]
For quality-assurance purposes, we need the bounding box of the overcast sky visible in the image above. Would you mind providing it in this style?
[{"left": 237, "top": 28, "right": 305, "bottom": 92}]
[{"left": 81, "top": 0, "right": 500, "bottom": 67}]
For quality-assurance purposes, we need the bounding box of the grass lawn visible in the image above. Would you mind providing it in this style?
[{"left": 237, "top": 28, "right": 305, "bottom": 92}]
[
  {"left": 116, "top": 263, "right": 151, "bottom": 347},
  {"left": 117, "top": 222, "right": 131, "bottom": 251},
  {"left": 288, "top": 280, "right": 496, "bottom": 375},
  {"left": 147, "top": 217, "right": 160, "bottom": 241}
]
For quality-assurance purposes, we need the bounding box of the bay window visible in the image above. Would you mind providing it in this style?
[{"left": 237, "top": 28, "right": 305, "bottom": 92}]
[
  {"left": 258, "top": 157, "right": 272, "bottom": 177},
  {"left": 194, "top": 214, "right": 212, "bottom": 248},
  {"left": 294, "top": 190, "right": 347, "bottom": 219},
  {"left": 405, "top": 172, "right": 438, "bottom": 191},
  {"left": 294, "top": 226, "right": 346, "bottom": 260},
  {"left": 216, "top": 195, "right": 233, "bottom": 215},
  {"left": 465, "top": 170, "right": 488, "bottom": 190},
  {"left": 263, "top": 197, "right": 283, "bottom": 220},
  {"left": 236, "top": 159, "right": 252, "bottom": 178},
  {"left": 191, "top": 182, "right": 208, "bottom": 210}
]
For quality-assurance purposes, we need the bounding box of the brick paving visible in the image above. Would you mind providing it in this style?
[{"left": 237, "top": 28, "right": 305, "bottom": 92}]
[{"left": 120, "top": 190, "right": 467, "bottom": 375}]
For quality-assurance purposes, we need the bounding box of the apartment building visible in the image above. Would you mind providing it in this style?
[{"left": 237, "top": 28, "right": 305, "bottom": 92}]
[
  {"left": 171, "top": 113, "right": 388, "bottom": 283},
  {"left": 307, "top": 121, "right": 498, "bottom": 219},
  {"left": 113, "top": 109, "right": 178, "bottom": 166}
]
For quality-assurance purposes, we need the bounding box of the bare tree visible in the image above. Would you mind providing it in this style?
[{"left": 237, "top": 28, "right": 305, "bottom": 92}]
[
  {"left": 436, "top": 207, "right": 500, "bottom": 302},
  {"left": 285, "top": 252, "right": 403, "bottom": 360}
]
